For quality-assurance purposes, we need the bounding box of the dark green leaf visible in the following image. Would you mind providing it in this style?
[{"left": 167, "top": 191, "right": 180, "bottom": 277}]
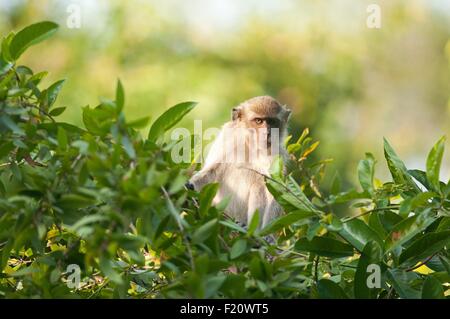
[
  {"left": 385, "top": 209, "right": 437, "bottom": 253},
  {"left": 354, "top": 241, "right": 383, "bottom": 298},
  {"left": 383, "top": 138, "right": 420, "bottom": 194},
  {"left": 386, "top": 268, "right": 421, "bottom": 299},
  {"left": 49, "top": 106, "right": 66, "bottom": 116},
  {"left": 399, "top": 231, "right": 450, "bottom": 267},
  {"left": 421, "top": 275, "right": 445, "bottom": 299},
  {"left": 339, "top": 219, "right": 384, "bottom": 252},
  {"left": 259, "top": 210, "right": 316, "bottom": 236},
  {"left": 295, "top": 237, "right": 354, "bottom": 258},
  {"left": 317, "top": 279, "right": 348, "bottom": 299},
  {"left": 192, "top": 218, "right": 218, "bottom": 244},
  {"left": 198, "top": 183, "right": 219, "bottom": 217}
]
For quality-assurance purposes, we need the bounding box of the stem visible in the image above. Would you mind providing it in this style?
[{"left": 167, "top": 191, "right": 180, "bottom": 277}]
[
  {"left": 406, "top": 253, "right": 436, "bottom": 272},
  {"left": 161, "top": 186, "right": 195, "bottom": 271},
  {"left": 314, "top": 255, "right": 320, "bottom": 283},
  {"left": 342, "top": 205, "right": 399, "bottom": 223}
]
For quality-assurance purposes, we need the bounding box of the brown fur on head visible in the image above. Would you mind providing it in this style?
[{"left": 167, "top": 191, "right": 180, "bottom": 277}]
[{"left": 231, "top": 96, "right": 291, "bottom": 133}]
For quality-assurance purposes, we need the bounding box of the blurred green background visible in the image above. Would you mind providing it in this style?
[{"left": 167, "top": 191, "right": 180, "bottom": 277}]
[{"left": 1, "top": 0, "right": 449, "bottom": 188}]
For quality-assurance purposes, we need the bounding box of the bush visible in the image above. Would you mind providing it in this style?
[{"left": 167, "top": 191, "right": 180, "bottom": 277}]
[{"left": 0, "top": 21, "right": 449, "bottom": 299}]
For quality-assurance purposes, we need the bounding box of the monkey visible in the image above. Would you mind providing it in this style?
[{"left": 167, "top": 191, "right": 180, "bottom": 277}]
[{"left": 188, "top": 96, "right": 291, "bottom": 229}]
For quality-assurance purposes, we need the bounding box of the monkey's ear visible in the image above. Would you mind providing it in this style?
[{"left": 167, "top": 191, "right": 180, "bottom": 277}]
[
  {"left": 232, "top": 107, "right": 242, "bottom": 121},
  {"left": 283, "top": 107, "right": 292, "bottom": 121}
]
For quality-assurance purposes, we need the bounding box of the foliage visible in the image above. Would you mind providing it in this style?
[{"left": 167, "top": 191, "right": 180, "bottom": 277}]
[{"left": 0, "top": 22, "right": 449, "bottom": 299}]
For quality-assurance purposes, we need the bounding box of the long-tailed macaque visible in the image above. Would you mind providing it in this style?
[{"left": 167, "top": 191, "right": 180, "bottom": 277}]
[{"left": 188, "top": 96, "right": 291, "bottom": 228}]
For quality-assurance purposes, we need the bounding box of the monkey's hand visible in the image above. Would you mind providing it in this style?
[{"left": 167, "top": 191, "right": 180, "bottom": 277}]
[
  {"left": 185, "top": 181, "right": 195, "bottom": 190},
  {"left": 188, "top": 163, "right": 220, "bottom": 191}
]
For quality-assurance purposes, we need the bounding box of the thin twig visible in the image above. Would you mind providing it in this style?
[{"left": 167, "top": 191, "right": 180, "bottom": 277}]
[
  {"left": 20, "top": 101, "right": 56, "bottom": 123},
  {"left": 161, "top": 186, "right": 195, "bottom": 271},
  {"left": 406, "top": 253, "right": 436, "bottom": 272},
  {"left": 342, "top": 205, "right": 399, "bottom": 223},
  {"left": 314, "top": 255, "right": 320, "bottom": 283}
]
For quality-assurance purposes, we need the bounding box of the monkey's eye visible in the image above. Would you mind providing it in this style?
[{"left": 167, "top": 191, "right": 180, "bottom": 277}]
[{"left": 255, "top": 118, "right": 263, "bottom": 125}]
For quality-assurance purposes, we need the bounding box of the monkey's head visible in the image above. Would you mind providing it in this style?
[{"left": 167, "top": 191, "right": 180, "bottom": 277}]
[{"left": 231, "top": 96, "right": 291, "bottom": 146}]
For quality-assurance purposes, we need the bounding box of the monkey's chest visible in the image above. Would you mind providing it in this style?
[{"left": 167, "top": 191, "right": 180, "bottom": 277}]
[{"left": 213, "top": 166, "right": 267, "bottom": 220}]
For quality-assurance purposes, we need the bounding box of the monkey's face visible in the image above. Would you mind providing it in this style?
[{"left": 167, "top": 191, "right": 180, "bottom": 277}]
[
  {"left": 245, "top": 112, "right": 280, "bottom": 146},
  {"left": 232, "top": 96, "right": 291, "bottom": 148}
]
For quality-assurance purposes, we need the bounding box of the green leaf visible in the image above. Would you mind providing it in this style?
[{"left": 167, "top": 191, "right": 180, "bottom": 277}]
[
  {"left": 247, "top": 209, "right": 260, "bottom": 236},
  {"left": 230, "top": 239, "right": 247, "bottom": 259},
  {"left": 358, "top": 152, "right": 376, "bottom": 194},
  {"left": 205, "top": 275, "right": 226, "bottom": 298},
  {"left": 57, "top": 194, "right": 96, "bottom": 211},
  {"left": 426, "top": 136, "right": 446, "bottom": 193},
  {"left": 121, "top": 135, "right": 136, "bottom": 159},
  {"left": 219, "top": 220, "right": 247, "bottom": 233},
  {"left": 1, "top": 32, "right": 15, "bottom": 62},
  {"left": 82, "top": 105, "right": 114, "bottom": 135},
  {"left": 399, "top": 231, "right": 450, "bottom": 267},
  {"left": 9, "top": 21, "right": 59, "bottom": 60},
  {"left": 148, "top": 101, "right": 197, "bottom": 142},
  {"left": 99, "top": 257, "right": 123, "bottom": 285},
  {"left": 0, "top": 69, "right": 14, "bottom": 89},
  {"left": 57, "top": 126, "right": 68, "bottom": 150},
  {"left": 192, "top": 218, "right": 218, "bottom": 244},
  {"left": 266, "top": 175, "right": 321, "bottom": 214},
  {"left": 338, "top": 219, "right": 384, "bottom": 252},
  {"left": 49, "top": 106, "right": 66, "bottom": 117},
  {"left": 46, "top": 79, "right": 65, "bottom": 108},
  {"left": 198, "top": 183, "right": 219, "bottom": 218},
  {"left": 379, "top": 210, "right": 404, "bottom": 233},
  {"left": 0, "top": 115, "right": 25, "bottom": 135},
  {"left": 421, "top": 275, "right": 445, "bottom": 299},
  {"left": 386, "top": 268, "right": 421, "bottom": 299},
  {"left": 354, "top": 241, "right": 383, "bottom": 298},
  {"left": 259, "top": 210, "right": 316, "bottom": 236},
  {"left": 70, "top": 215, "right": 109, "bottom": 232},
  {"left": 295, "top": 237, "right": 354, "bottom": 258},
  {"left": 127, "top": 116, "right": 151, "bottom": 129},
  {"left": 408, "top": 169, "right": 431, "bottom": 190},
  {"left": 116, "top": 79, "right": 124, "bottom": 112},
  {"left": 317, "top": 279, "right": 348, "bottom": 299},
  {"left": 330, "top": 172, "right": 341, "bottom": 195},
  {"left": 0, "top": 240, "right": 13, "bottom": 271},
  {"left": 269, "top": 155, "right": 284, "bottom": 181},
  {"left": 383, "top": 138, "right": 420, "bottom": 194},
  {"left": 385, "top": 209, "right": 437, "bottom": 253}
]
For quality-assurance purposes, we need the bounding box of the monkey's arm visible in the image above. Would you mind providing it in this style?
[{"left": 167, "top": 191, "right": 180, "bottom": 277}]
[
  {"left": 188, "top": 125, "right": 230, "bottom": 190},
  {"left": 189, "top": 163, "right": 220, "bottom": 190},
  {"left": 246, "top": 182, "right": 269, "bottom": 226}
]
